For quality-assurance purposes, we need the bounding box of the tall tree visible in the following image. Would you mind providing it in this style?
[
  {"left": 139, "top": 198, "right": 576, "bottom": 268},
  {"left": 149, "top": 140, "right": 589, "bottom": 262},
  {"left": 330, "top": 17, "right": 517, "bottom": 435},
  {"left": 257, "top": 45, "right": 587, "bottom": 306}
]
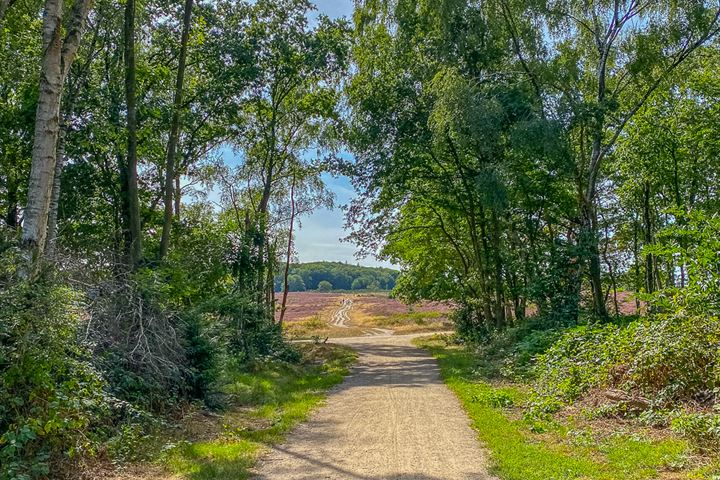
[
  {"left": 120, "top": 0, "right": 142, "bottom": 267},
  {"left": 22, "top": 0, "right": 92, "bottom": 258},
  {"left": 159, "top": 0, "right": 194, "bottom": 259},
  {"left": 539, "top": 0, "right": 720, "bottom": 318}
]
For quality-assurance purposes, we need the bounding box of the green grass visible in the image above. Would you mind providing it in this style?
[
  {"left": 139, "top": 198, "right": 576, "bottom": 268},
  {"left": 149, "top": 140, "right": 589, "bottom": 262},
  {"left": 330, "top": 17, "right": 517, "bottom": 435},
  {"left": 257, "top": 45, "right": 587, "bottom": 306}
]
[
  {"left": 415, "top": 336, "right": 714, "bottom": 480},
  {"left": 161, "top": 344, "right": 356, "bottom": 479},
  {"left": 374, "top": 310, "right": 443, "bottom": 327}
]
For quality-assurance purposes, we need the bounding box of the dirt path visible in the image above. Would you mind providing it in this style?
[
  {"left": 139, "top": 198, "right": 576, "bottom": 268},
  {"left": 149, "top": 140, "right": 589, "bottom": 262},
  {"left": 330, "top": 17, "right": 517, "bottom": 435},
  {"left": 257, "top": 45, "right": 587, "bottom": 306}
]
[
  {"left": 330, "top": 298, "right": 353, "bottom": 327},
  {"left": 252, "top": 334, "right": 495, "bottom": 479},
  {"left": 330, "top": 297, "right": 396, "bottom": 336}
]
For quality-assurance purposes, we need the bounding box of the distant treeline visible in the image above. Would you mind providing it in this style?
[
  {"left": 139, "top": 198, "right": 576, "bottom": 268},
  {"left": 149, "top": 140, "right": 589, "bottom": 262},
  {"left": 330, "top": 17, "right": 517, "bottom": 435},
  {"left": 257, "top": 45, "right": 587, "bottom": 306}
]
[{"left": 276, "top": 262, "right": 399, "bottom": 292}]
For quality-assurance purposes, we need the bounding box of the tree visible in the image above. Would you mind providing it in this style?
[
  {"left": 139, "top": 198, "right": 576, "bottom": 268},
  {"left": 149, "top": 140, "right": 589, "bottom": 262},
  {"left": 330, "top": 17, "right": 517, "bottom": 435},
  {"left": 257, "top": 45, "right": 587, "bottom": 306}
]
[
  {"left": 537, "top": 0, "right": 720, "bottom": 318},
  {"left": 159, "top": 0, "right": 194, "bottom": 259},
  {"left": 22, "top": 0, "right": 92, "bottom": 259},
  {"left": 278, "top": 171, "right": 297, "bottom": 326},
  {"left": 220, "top": 0, "right": 349, "bottom": 305},
  {"left": 287, "top": 274, "right": 306, "bottom": 292},
  {"left": 318, "top": 280, "right": 333, "bottom": 292},
  {"left": 346, "top": 0, "right": 576, "bottom": 331},
  {"left": 120, "top": 0, "right": 142, "bottom": 267}
]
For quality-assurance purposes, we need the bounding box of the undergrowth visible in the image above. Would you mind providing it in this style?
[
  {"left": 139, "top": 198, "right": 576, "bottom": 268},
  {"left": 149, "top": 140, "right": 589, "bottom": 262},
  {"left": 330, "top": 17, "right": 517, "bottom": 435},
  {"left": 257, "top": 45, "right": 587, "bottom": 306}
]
[{"left": 416, "top": 336, "right": 717, "bottom": 479}]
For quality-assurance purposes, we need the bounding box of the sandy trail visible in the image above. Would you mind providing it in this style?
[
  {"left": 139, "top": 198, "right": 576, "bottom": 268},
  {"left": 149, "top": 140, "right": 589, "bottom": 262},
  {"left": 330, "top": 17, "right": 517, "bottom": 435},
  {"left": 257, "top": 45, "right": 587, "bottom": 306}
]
[
  {"left": 330, "top": 298, "right": 353, "bottom": 327},
  {"left": 252, "top": 334, "right": 495, "bottom": 480},
  {"left": 330, "top": 297, "right": 394, "bottom": 336}
]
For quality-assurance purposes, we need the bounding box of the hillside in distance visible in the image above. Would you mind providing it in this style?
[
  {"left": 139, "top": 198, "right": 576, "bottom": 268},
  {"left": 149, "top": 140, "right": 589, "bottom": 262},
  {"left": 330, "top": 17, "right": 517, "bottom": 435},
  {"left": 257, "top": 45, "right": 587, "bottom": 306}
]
[{"left": 275, "top": 261, "right": 400, "bottom": 292}]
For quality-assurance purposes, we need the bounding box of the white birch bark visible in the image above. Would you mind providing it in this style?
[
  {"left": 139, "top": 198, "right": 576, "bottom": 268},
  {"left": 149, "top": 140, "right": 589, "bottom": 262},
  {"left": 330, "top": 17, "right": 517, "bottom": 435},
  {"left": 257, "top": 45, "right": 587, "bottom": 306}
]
[{"left": 22, "top": 0, "right": 92, "bottom": 258}]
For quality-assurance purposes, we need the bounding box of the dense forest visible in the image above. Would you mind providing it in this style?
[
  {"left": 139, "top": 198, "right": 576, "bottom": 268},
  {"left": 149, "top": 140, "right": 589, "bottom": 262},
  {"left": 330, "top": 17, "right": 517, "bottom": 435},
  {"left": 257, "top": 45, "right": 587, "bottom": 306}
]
[
  {"left": 3, "top": 0, "right": 720, "bottom": 477},
  {"left": 276, "top": 261, "right": 399, "bottom": 291}
]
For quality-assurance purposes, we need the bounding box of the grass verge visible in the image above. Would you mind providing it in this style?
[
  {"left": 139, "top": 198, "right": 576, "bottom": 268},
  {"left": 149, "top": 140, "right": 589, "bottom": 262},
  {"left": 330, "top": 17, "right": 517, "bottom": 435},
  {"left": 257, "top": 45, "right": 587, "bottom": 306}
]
[
  {"left": 415, "top": 335, "right": 717, "bottom": 480},
  {"left": 146, "top": 343, "right": 354, "bottom": 480}
]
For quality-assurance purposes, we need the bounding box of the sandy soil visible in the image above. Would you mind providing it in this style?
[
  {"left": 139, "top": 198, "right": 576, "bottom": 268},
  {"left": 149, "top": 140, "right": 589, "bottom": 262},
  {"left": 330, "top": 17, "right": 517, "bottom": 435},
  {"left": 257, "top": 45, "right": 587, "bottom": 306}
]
[{"left": 251, "top": 334, "right": 495, "bottom": 480}]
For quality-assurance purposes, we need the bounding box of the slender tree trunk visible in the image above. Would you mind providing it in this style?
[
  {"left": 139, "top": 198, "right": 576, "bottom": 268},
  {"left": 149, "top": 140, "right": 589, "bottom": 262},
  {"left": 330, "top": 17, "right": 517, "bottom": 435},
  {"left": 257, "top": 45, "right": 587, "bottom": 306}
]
[
  {"left": 255, "top": 163, "right": 274, "bottom": 298},
  {"left": 490, "top": 209, "right": 506, "bottom": 329},
  {"left": 6, "top": 167, "right": 18, "bottom": 228},
  {"left": 581, "top": 196, "right": 607, "bottom": 319},
  {"left": 642, "top": 181, "right": 654, "bottom": 294},
  {"left": 159, "top": 0, "right": 193, "bottom": 259},
  {"left": 121, "top": 0, "right": 142, "bottom": 267},
  {"left": 174, "top": 174, "right": 181, "bottom": 218},
  {"left": 22, "top": 0, "right": 64, "bottom": 255},
  {"left": 23, "top": 0, "right": 91, "bottom": 259},
  {"left": 44, "top": 128, "right": 65, "bottom": 258},
  {"left": 278, "top": 173, "right": 297, "bottom": 327},
  {"left": 633, "top": 214, "right": 641, "bottom": 312}
]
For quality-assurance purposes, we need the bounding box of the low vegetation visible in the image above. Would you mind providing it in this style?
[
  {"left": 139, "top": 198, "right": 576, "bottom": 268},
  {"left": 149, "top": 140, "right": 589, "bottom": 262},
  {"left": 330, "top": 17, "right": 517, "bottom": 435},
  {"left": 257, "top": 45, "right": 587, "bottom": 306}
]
[
  {"left": 417, "top": 336, "right": 718, "bottom": 479},
  {"left": 414, "top": 213, "right": 720, "bottom": 475}
]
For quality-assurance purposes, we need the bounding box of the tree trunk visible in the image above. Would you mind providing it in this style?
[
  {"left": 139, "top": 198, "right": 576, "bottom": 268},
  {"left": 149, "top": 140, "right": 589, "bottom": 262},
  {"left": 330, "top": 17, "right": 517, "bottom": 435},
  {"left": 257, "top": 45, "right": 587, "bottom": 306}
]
[
  {"left": 121, "top": 0, "right": 142, "bottom": 267},
  {"left": 44, "top": 129, "right": 65, "bottom": 258},
  {"left": 642, "top": 181, "right": 654, "bottom": 294},
  {"left": 22, "top": 0, "right": 64, "bottom": 255},
  {"left": 23, "top": 0, "right": 91, "bottom": 259},
  {"left": 581, "top": 197, "right": 607, "bottom": 319},
  {"left": 490, "top": 209, "right": 506, "bottom": 329},
  {"left": 633, "top": 215, "right": 641, "bottom": 312},
  {"left": 159, "top": 0, "right": 193, "bottom": 259},
  {"left": 278, "top": 173, "right": 297, "bottom": 327},
  {"left": 174, "top": 174, "right": 181, "bottom": 218}
]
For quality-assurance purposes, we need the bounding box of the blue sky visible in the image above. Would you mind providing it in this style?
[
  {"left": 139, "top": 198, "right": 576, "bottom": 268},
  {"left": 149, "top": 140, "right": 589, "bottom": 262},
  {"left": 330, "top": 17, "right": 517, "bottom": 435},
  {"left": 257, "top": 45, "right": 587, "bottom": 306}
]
[
  {"left": 299, "top": 1, "right": 395, "bottom": 267},
  {"left": 218, "top": 0, "right": 394, "bottom": 269},
  {"left": 311, "top": 0, "right": 354, "bottom": 20}
]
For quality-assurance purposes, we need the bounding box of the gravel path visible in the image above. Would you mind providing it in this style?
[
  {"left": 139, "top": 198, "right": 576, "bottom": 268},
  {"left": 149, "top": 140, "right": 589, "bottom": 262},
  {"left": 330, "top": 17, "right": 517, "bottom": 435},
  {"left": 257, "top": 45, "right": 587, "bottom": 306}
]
[{"left": 252, "top": 334, "right": 495, "bottom": 480}]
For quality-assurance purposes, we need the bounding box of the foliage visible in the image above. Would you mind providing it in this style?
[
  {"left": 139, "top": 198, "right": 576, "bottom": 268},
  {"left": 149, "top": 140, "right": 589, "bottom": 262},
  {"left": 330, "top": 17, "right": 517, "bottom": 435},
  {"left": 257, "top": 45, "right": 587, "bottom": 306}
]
[
  {"left": 0, "top": 235, "right": 109, "bottom": 479},
  {"left": 317, "top": 280, "right": 333, "bottom": 292},
  {"left": 277, "top": 261, "right": 398, "bottom": 291},
  {"left": 286, "top": 274, "right": 306, "bottom": 292}
]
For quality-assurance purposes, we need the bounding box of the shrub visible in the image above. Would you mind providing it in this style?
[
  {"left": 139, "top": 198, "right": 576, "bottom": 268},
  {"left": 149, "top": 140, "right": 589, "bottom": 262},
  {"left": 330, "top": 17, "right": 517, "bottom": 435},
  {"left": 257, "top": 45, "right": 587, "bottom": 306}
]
[
  {"left": 529, "top": 314, "right": 720, "bottom": 416},
  {"left": 0, "top": 241, "right": 109, "bottom": 479},
  {"left": 88, "top": 277, "right": 188, "bottom": 412},
  {"left": 670, "top": 412, "right": 720, "bottom": 451},
  {"left": 528, "top": 324, "right": 630, "bottom": 414}
]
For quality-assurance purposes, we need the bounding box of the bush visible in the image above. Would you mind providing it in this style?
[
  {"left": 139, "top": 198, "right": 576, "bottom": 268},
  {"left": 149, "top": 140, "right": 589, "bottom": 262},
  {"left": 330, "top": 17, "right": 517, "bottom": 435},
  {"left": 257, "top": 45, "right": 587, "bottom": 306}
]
[
  {"left": 88, "top": 276, "right": 188, "bottom": 412},
  {"left": 0, "top": 242, "right": 109, "bottom": 479},
  {"left": 529, "top": 314, "right": 720, "bottom": 416},
  {"left": 528, "top": 324, "right": 630, "bottom": 414},
  {"left": 670, "top": 412, "right": 720, "bottom": 451},
  {"left": 287, "top": 274, "right": 306, "bottom": 292},
  {"left": 317, "top": 280, "right": 333, "bottom": 292}
]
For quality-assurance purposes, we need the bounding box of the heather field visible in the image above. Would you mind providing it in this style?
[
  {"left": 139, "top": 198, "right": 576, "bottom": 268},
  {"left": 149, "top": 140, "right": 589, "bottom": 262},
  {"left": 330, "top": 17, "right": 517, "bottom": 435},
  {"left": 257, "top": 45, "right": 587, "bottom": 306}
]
[{"left": 279, "top": 292, "right": 453, "bottom": 338}]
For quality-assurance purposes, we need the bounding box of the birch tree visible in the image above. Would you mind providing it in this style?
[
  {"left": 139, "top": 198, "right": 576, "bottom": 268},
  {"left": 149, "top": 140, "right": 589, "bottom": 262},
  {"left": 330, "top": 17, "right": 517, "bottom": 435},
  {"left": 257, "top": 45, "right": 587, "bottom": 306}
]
[{"left": 22, "top": 0, "right": 92, "bottom": 258}]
